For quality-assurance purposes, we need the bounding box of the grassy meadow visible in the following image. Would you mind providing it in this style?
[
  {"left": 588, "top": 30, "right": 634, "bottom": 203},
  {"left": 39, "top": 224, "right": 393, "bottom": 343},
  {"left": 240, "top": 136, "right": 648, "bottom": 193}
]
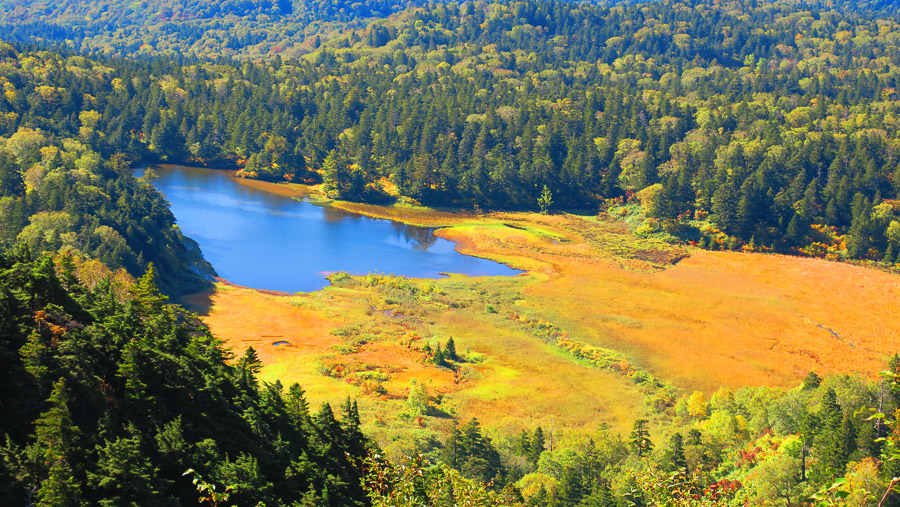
[{"left": 183, "top": 199, "right": 900, "bottom": 454}]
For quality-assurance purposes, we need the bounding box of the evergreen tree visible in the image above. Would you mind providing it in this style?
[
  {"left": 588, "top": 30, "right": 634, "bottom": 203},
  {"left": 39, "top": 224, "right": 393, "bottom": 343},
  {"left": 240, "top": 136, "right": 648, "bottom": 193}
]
[
  {"left": 0, "top": 153, "right": 24, "bottom": 197},
  {"left": 529, "top": 427, "right": 545, "bottom": 466},
  {"left": 88, "top": 432, "right": 163, "bottom": 506},
  {"left": 444, "top": 337, "right": 458, "bottom": 362},
  {"left": 710, "top": 180, "right": 740, "bottom": 236},
  {"left": 802, "top": 371, "right": 822, "bottom": 390},
  {"left": 666, "top": 433, "right": 687, "bottom": 474},
  {"left": 630, "top": 419, "right": 653, "bottom": 458}
]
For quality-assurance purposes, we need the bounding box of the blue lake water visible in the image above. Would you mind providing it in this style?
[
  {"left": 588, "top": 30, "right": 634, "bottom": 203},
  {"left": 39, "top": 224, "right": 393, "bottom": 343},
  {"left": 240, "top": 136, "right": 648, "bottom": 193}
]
[{"left": 146, "top": 165, "right": 520, "bottom": 292}]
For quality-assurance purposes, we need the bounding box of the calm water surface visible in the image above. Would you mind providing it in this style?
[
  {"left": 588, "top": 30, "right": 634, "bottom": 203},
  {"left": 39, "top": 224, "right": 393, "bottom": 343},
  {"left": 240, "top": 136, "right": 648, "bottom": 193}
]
[{"left": 147, "top": 166, "right": 520, "bottom": 292}]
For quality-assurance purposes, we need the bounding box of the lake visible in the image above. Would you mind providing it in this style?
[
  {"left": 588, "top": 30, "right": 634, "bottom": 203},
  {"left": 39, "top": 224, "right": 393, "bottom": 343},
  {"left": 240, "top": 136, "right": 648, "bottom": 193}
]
[{"left": 145, "top": 165, "right": 520, "bottom": 292}]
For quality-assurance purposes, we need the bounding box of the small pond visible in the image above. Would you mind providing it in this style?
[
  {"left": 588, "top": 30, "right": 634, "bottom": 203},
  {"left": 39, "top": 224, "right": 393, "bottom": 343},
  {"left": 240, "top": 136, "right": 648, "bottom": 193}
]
[{"left": 144, "top": 165, "right": 521, "bottom": 292}]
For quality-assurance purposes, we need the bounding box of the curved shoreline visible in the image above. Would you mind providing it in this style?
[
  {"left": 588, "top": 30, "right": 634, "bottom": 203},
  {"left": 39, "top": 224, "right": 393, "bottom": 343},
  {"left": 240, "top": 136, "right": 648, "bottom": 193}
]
[{"left": 157, "top": 164, "right": 528, "bottom": 297}]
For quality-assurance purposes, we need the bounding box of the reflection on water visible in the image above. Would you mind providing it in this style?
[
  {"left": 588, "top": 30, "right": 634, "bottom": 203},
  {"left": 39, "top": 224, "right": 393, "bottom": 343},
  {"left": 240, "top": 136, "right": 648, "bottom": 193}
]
[
  {"left": 390, "top": 221, "right": 439, "bottom": 251},
  {"left": 144, "top": 165, "right": 521, "bottom": 292}
]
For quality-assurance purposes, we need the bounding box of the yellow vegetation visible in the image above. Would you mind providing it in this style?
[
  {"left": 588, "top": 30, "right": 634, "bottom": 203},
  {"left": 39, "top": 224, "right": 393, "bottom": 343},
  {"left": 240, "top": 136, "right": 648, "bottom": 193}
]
[{"left": 183, "top": 197, "right": 900, "bottom": 447}]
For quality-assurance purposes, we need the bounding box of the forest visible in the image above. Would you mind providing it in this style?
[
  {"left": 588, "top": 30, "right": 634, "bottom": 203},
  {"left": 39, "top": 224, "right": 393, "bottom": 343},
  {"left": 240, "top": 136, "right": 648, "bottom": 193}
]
[
  {"left": 6, "top": 246, "right": 900, "bottom": 504},
  {"left": 0, "top": 248, "right": 372, "bottom": 505},
  {"left": 1, "top": 0, "right": 900, "bottom": 504},
  {"left": 0, "top": 0, "right": 899, "bottom": 263}
]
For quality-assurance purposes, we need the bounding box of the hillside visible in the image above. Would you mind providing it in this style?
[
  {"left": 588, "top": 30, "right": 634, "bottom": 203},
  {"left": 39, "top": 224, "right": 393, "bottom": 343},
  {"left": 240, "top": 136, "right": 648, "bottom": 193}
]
[
  {"left": 2, "top": 0, "right": 900, "bottom": 264},
  {"left": 0, "top": 0, "right": 431, "bottom": 60},
  {"left": 0, "top": 250, "right": 372, "bottom": 505},
  {"left": 3, "top": 0, "right": 900, "bottom": 503}
]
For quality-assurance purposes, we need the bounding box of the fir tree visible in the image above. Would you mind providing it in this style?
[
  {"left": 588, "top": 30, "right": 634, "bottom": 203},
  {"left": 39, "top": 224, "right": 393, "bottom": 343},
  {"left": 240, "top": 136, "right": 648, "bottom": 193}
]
[{"left": 630, "top": 419, "right": 653, "bottom": 458}]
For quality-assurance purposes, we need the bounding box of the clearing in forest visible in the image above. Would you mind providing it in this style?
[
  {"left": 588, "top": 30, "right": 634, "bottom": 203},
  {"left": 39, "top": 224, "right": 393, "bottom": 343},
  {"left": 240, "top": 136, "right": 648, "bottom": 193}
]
[{"left": 185, "top": 204, "right": 900, "bottom": 452}]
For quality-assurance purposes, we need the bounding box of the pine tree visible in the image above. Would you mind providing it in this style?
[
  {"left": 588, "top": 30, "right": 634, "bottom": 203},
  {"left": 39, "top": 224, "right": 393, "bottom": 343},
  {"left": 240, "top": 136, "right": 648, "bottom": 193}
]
[
  {"left": 88, "top": 432, "right": 162, "bottom": 506},
  {"left": 802, "top": 371, "right": 822, "bottom": 390},
  {"left": 341, "top": 398, "right": 367, "bottom": 459},
  {"left": 557, "top": 465, "right": 586, "bottom": 505},
  {"left": 444, "top": 337, "right": 458, "bottom": 362},
  {"left": 32, "top": 379, "right": 82, "bottom": 462},
  {"left": 630, "top": 419, "right": 653, "bottom": 458},
  {"left": 785, "top": 212, "right": 807, "bottom": 247},
  {"left": 321, "top": 150, "right": 349, "bottom": 199},
  {"left": 812, "top": 388, "right": 852, "bottom": 482},
  {"left": 529, "top": 427, "right": 545, "bottom": 465},
  {"left": 286, "top": 383, "right": 310, "bottom": 421},
  {"left": 237, "top": 346, "right": 263, "bottom": 386},
  {"left": 0, "top": 153, "right": 24, "bottom": 197},
  {"left": 442, "top": 424, "right": 463, "bottom": 469},
  {"left": 130, "top": 263, "right": 165, "bottom": 314},
  {"left": 666, "top": 433, "right": 687, "bottom": 473},
  {"left": 315, "top": 403, "right": 342, "bottom": 444},
  {"left": 38, "top": 458, "right": 82, "bottom": 506},
  {"left": 516, "top": 430, "right": 531, "bottom": 457},
  {"left": 710, "top": 179, "right": 739, "bottom": 235},
  {"left": 432, "top": 343, "right": 446, "bottom": 367}
]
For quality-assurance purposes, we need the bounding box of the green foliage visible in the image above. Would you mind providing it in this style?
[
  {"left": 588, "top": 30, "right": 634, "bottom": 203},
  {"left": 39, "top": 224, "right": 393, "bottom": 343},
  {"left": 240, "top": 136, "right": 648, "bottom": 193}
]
[
  {"left": 362, "top": 454, "right": 519, "bottom": 506},
  {"left": 1, "top": 0, "right": 900, "bottom": 503},
  {"left": 630, "top": 419, "right": 653, "bottom": 458},
  {"left": 0, "top": 251, "right": 371, "bottom": 505},
  {"left": 442, "top": 419, "right": 504, "bottom": 484},
  {"left": 444, "top": 337, "right": 458, "bottom": 362},
  {"left": 538, "top": 185, "right": 553, "bottom": 215},
  {"left": 183, "top": 469, "right": 232, "bottom": 507},
  {"left": 2, "top": 0, "right": 900, "bottom": 260},
  {"left": 803, "top": 371, "right": 823, "bottom": 390},
  {"left": 0, "top": 126, "right": 210, "bottom": 294},
  {"left": 403, "top": 379, "right": 432, "bottom": 418},
  {"left": 87, "top": 431, "right": 163, "bottom": 506}
]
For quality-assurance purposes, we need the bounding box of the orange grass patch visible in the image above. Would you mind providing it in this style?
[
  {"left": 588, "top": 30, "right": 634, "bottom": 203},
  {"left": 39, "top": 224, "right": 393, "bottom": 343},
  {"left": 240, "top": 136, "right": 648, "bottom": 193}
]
[
  {"left": 445, "top": 213, "right": 900, "bottom": 392},
  {"left": 190, "top": 200, "right": 900, "bottom": 439},
  {"left": 338, "top": 341, "right": 458, "bottom": 395},
  {"left": 188, "top": 283, "right": 357, "bottom": 405}
]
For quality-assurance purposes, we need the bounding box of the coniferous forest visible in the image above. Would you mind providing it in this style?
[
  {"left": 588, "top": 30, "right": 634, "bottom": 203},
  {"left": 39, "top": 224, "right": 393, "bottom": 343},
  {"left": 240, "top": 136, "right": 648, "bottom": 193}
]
[
  {"left": 2, "top": 0, "right": 900, "bottom": 504},
  {"left": 1, "top": 0, "right": 900, "bottom": 260}
]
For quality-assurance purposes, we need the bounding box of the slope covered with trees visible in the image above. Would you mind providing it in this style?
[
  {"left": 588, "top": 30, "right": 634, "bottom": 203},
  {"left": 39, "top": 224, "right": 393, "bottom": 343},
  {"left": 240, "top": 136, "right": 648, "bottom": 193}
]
[
  {"left": 3, "top": 0, "right": 900, "bottom": 263},
  {"left": 0, "top": 248, "right": 371, "bottom": 505},
  {"left": 0, "top": 44, "right": 211, "bottom": 293},
  {"left": 0, "top": 0, "right": 435, "bottom": 60},
  {"left": 3, "top": 0, "right": 900, "bottom": 503}
]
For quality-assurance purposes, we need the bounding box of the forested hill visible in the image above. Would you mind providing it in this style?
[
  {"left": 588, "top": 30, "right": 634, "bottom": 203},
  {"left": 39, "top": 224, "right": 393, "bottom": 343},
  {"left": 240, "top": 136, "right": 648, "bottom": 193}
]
[
  {"left": 0, "top": 248, "right": 371, "bottom": 505},
  {"left": 3, "top": 0, "right": 900, "bottom": 263},
  {"left": 1, "top": 0, "right": 898, "bottom": 61},
  {"left": 0, "top": 44, "right": 212, "bottom": 293},
  {"left": 0, "top": 0, "right": 434, "bottom": 60}
]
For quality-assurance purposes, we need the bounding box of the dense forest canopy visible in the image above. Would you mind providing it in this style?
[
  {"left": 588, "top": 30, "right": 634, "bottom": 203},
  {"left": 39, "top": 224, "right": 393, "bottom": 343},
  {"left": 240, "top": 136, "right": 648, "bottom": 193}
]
[
  {"left": 0, "top": 0, "right": 438, "bottom": 60},
  {"left": 0, "top": 43, "right": 211, "bottom": 293},
  {"left": 4, "top": 0, "right": 900, "bottom": 504},
  {"left": 0, "top": 248, "right": 371, "bottom": 505},
  {"left": 2, "top": 0, "right": 900, "bottom": 263}
]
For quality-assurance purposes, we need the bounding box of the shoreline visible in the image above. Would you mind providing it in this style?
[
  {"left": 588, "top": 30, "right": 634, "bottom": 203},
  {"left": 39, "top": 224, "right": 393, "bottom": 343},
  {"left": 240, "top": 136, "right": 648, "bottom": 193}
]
[
  {"left": 157, "top": 163, "right": 535, "bottom": 300},
  {"left": 172, "top": 163, "right": 900, "bottom": 437}
]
